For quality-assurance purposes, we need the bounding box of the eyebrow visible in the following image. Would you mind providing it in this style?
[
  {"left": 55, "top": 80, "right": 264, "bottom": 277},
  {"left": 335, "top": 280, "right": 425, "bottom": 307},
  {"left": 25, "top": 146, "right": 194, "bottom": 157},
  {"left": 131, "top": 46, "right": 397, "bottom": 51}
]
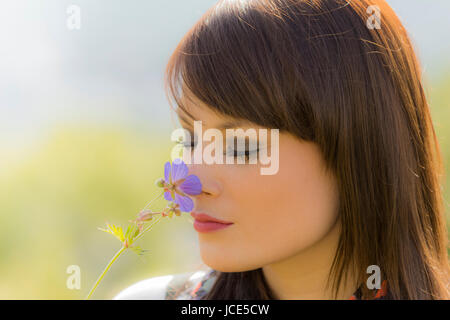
[
  {"left": 216, "top": 120, "right": 247, "bottom": 130},
  {"left": 177, "top": 112, "right": 246, "bottom": 130},
  {"left": 177, "top": 113, "right": 204, "bottom": 128}
]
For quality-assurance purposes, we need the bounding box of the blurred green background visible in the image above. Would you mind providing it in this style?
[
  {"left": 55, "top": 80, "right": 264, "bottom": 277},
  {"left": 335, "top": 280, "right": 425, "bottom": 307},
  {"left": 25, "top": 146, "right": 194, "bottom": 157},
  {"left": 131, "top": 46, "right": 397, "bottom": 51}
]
[{"left": 0, "top": 1, "right": 449, "bottom": 299}]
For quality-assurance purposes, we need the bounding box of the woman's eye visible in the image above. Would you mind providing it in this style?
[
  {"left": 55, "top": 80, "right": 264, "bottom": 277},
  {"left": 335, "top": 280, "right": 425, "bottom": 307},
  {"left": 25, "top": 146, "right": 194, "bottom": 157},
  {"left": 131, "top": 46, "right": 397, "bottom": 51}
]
[
  {"left": 224, "top": 145, "right": 259, "bottom": 161},
  {"left": 176, "top": 131, "right": 197, "bottom": 150},
  {"left": 177, "top": 140, "right": 196, "bottom": 149}
]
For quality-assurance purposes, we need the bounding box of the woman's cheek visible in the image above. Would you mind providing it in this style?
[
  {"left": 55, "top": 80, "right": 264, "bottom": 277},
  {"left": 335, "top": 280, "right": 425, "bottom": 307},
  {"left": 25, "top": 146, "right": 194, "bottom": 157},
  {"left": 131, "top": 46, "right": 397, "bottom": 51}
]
[
  {"left": 227, "top": 165, "right": 338, "bottom": 265},
  {"left": 203, "top": 136, "right": 339, "bottom": 270}
]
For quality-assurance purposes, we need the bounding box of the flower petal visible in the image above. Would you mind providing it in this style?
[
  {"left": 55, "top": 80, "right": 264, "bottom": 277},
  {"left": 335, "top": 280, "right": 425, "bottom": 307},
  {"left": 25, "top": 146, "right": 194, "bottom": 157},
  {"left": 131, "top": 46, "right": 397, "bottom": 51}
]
[
  {"left": 175, "top": 193, "right": 194, "bottom": 212},
  {"left": 179, "top": 175, "right": 202, "bottom": 195},
  {"left": 171, "top": 158, "right": 189, "bottom": 182},
  {"left": 164, "top": 191, "right": 173, "bottom": 202},
  {"left": 164, "top": 161, "right": 171, "bottom": 184}
]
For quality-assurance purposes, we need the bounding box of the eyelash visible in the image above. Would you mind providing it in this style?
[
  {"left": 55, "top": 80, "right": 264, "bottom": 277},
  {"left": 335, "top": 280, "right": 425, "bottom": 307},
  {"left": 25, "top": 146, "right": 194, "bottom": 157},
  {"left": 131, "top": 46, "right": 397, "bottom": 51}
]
[
  {"left": 225, "top": 146, "right": 259, "bottom": 160},
  {"left": 175, "top": 141, "right": 259, "bottom": 160},
  {"left": 177, "top": 140, "right": 196, "bottom": 148}
]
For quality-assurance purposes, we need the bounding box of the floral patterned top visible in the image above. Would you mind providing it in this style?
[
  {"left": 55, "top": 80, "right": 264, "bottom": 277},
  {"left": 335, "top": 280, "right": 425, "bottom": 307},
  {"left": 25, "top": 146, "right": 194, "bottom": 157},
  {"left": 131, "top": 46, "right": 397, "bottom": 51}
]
[
  {"left": 165, "top": 269, "right": 219, "bottom": 300},
  {"left": 166, "top": 269, "right": 389, "bottom": 300},
  {"left": 349, "top": 280, "right": 388, "bottom": 300}
]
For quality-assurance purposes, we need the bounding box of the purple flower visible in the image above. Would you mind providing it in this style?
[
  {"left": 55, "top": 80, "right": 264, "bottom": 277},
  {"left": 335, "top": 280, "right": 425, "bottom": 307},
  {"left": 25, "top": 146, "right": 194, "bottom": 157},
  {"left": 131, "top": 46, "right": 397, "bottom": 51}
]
[{"left": 156, "top": 158, "right": 202, "bottom": 212}]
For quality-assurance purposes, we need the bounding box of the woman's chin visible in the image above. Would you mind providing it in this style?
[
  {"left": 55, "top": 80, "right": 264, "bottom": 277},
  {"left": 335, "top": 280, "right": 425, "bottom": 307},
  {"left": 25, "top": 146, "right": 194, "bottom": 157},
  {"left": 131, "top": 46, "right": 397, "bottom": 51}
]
[{"left": 199, "top": 248, "right": 263, "bottom": 273}]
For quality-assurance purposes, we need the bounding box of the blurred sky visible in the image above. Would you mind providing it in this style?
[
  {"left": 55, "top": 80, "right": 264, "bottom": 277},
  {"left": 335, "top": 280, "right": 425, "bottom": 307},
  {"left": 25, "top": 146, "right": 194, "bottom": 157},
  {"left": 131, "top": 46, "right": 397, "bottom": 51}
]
[
  {"left": 0, "top": 0, "right": 215, "bottom": 154},
  {"left": 0, "top": 0, "right": 449, "bottom": 155},
  {"left": 0, "top": 0, "right": 450, "bottom": 155}
]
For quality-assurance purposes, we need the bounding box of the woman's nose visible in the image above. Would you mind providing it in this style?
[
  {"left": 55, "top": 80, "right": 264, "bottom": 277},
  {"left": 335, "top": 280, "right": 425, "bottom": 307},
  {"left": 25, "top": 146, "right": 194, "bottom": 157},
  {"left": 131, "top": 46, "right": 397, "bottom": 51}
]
[{"left": 187, "top": 163, "right": 222, "bottom": 197}]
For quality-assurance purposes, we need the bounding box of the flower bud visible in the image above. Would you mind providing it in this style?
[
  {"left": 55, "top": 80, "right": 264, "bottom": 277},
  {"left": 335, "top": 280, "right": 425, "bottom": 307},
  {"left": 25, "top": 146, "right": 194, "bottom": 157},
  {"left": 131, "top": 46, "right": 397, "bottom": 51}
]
[
  {"left": 137, "top": 209, "right": 154, "bottom": 222},
  {"left": 155, "top": 178, "right": 165, "bottom": 188}
]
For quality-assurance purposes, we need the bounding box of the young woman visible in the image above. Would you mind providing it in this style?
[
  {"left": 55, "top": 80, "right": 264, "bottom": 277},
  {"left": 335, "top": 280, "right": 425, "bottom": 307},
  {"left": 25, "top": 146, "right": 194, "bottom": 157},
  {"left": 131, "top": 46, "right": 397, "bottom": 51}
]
[{"left": 115, "top": 0, "right": 449, "bottom": 300}]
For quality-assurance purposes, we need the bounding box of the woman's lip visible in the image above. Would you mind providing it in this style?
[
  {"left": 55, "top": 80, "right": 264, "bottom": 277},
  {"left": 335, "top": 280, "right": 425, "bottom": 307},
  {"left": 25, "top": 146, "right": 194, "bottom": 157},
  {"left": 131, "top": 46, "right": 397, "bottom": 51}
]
[
  {"left": 193, "top": 220, "right": 233, "bottom": 233},
  {"left": 191, "top": 212, "right": 233, "bottom": 224}
]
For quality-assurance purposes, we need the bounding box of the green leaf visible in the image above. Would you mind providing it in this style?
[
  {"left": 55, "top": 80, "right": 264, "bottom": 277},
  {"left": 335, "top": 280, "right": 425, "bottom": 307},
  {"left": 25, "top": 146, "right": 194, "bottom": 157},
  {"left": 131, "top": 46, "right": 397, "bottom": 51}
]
[
  {"left": 98, "top": 223, "right": 125, "bottom": 243},
  {"left": 133, "top": 225, "right": 140, "bottom": 238},
  {"left": 125, "top": 225, "right": 132, "bottom": 238},
  {"left": 130, "top": 246, "right": 148, "bottom": 256}
]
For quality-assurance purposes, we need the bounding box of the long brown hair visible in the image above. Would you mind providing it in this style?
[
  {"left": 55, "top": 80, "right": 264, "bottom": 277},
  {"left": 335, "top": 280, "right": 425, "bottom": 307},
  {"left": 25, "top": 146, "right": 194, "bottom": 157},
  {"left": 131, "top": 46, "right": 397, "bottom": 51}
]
[{"left": 165, "top": 0, "right": 449, "bottom": 299}]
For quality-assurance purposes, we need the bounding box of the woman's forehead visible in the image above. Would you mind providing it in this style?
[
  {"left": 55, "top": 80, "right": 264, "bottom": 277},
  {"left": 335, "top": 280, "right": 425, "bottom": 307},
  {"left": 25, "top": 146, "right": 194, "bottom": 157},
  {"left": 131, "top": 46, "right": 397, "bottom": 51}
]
[{"left": 176, "top": 104, "right": 265, "bottom": 131}]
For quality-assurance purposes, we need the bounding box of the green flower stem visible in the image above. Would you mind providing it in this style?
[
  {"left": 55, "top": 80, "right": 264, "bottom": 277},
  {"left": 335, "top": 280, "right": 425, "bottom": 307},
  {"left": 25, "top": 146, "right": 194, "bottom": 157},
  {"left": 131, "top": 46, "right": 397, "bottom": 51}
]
[
  {"left": 86, "top": 245, "right": 126, "bottom": 300},
  {"left": 85, "top": 191, "right": 165, "bottom": 300}
]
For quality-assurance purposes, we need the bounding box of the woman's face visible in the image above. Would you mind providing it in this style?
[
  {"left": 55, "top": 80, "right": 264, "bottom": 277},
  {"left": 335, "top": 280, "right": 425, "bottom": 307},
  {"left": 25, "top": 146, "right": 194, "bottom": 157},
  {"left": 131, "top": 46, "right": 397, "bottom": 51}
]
[{"left": 179, "top": 99, "right": 340, "bottom": 272}]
